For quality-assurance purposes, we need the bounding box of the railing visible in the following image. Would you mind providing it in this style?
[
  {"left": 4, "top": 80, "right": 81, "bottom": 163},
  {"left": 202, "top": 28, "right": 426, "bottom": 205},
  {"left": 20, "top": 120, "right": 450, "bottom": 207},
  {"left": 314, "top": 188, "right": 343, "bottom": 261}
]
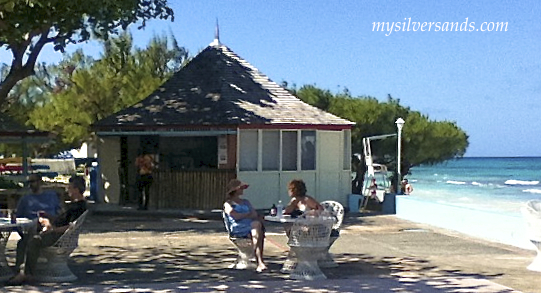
[{"left": 151, "top": 169, "right": 236, "bottom": 209}]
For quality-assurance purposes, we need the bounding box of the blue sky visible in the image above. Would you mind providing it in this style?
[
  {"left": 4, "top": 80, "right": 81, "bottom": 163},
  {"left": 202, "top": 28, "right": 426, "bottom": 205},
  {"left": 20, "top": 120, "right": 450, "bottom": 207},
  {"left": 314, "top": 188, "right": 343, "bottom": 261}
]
[{"left": 1, "top": 0, "right": 540, "bottom": 157}]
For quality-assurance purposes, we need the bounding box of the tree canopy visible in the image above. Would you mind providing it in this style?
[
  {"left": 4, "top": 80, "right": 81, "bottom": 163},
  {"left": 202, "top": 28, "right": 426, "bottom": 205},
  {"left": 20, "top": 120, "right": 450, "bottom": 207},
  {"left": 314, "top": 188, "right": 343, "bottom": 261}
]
[
  {"left": 1, "top": 33, "right": 187, "bottom": 156},
  {"left": 291, "top": 84, "right": 469, "bottom": 189},
  {"left": 0, "top": 0, "right": 174, "bottom": 106}
]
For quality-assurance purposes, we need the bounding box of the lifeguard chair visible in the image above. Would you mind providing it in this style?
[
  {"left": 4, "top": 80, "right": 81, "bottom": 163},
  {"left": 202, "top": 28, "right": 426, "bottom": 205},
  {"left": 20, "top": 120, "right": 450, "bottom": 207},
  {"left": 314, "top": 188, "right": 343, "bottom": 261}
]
[{"left": 360, "top": 134, "right": 394, "bottom": 209}]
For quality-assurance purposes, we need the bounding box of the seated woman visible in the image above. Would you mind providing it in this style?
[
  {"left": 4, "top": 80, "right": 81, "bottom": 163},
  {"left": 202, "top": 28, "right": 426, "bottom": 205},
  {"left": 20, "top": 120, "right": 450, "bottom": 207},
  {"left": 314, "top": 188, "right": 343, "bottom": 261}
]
[
  {"left": 284, "top": 179, "right": 324, "bottom": 216},
  {"left": 223, "top": 179, "right": 267, "bottom": 272}
]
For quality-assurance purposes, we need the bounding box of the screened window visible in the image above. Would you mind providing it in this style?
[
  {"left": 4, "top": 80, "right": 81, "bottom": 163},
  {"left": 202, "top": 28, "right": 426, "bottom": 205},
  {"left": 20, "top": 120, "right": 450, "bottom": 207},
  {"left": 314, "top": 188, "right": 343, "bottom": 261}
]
[
  {"left": 343, "top": 130, "right": 351, "bottom": 170},
  {"left": 301, "top": 130, "right": 316, "bottom": 170},
  {"left": 239, "top": 130, "right": 258, "bottom": 171},
  {"left": 262, "top": 130, "right": 280, "bottom": 170},
  {"left": 281, "top": 131, "right": 297, "bottom": 171}
]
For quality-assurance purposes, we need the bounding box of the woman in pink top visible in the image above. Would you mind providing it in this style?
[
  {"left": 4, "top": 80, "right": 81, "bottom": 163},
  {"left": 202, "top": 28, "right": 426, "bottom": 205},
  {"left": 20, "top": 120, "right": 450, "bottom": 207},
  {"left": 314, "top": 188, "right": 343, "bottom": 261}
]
[{"left": 135, "top": 151, "right": 156, "bottom": 210}]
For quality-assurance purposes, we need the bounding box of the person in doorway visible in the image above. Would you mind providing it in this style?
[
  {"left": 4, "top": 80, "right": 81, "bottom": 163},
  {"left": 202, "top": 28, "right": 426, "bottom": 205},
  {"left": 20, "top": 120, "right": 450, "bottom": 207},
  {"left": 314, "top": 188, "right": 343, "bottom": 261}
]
[
  {"left": 7, "top": 176, "right": 87, "bottom": 286},
  {"left": 223, "top": 179, "right": 267, "bottom": 272},
  {"left": 14, "top": 173, "right": 61, "bottom": 273},
  {"left": 135, "top": 150, "right": 156, "bottom": 210}
]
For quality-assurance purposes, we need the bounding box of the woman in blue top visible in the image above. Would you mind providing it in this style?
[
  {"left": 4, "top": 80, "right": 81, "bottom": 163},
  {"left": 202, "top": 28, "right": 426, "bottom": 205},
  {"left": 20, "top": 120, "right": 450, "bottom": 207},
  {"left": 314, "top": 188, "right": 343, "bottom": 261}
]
[{"left": 223, "top": 179, "right": 267, "bottom": 272}]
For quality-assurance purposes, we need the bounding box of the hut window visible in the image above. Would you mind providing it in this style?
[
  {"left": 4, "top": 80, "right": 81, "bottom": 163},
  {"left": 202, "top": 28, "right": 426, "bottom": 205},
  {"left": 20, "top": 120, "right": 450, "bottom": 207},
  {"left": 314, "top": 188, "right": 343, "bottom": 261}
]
[
  {"left": 343, "top": 130, "right": 351, "bottom": 170},
  {"left": 239, "top": 130, "right": 258, "bottom": 171},
  {"left": 282, "top": 131, "right": 297, "bottom": 171},
  {"left": 262, "top": 130, "right": 279, "bottom": 170},
  {"left": 301, "top": 130, "right": 316, "bottom": 170}
]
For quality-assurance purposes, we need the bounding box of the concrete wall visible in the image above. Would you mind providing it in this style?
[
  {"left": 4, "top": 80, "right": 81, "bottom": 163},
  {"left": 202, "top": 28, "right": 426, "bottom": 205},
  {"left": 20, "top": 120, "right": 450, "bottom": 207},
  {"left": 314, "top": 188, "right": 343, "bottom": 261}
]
[
  {"left": 318, "top": 131, "right": 351, "bottom": 202},
  {"left": 96, "top": 129, "right": 351, "bottom": 210},
  {"left": 97, "top": 136, "right": 121, "bottom": 204},
  {"left": 396, "top": 195, "right": 533, "bottom": 250},
  {"left": 240, "top": 130, "right": 351, "bottom": 209}
]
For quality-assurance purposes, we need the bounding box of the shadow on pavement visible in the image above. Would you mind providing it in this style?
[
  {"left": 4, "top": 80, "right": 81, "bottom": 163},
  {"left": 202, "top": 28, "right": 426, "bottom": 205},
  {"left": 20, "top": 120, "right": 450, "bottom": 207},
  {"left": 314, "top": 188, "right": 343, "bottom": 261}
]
[{"left": 3, "top": 212, "right": 517, "bottom": 292}]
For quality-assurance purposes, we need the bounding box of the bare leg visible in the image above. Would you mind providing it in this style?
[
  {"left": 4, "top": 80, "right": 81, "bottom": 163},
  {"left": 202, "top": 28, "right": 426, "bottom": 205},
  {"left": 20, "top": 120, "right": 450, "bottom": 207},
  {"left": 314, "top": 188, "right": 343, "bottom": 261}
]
[{"left": 251, "top": 220, "right": 266, "bottom": 272}]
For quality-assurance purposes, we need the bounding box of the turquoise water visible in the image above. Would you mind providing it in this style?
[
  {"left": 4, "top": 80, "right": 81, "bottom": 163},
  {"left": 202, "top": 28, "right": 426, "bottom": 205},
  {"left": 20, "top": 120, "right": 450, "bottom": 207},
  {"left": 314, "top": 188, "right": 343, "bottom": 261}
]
[{"left": 408, "top": 157, "right": 541, "bottom": 216}]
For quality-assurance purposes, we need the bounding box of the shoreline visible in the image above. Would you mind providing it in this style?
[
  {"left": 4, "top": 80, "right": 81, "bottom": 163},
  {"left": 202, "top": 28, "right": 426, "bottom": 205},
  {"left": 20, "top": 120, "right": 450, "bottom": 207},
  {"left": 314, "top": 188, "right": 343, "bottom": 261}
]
[{"left": 395, "top": 195, "right": 533, "bottom": 250}]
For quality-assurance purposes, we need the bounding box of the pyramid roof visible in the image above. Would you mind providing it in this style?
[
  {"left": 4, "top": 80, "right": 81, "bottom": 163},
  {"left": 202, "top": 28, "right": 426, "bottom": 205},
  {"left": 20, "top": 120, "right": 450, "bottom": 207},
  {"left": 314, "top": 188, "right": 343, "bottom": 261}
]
[
  {"left": 94, "top": 44, "right": 354, "bottom": 131},
  {"left": 0, "top": 113, "right": 51, "bottom": 142}
]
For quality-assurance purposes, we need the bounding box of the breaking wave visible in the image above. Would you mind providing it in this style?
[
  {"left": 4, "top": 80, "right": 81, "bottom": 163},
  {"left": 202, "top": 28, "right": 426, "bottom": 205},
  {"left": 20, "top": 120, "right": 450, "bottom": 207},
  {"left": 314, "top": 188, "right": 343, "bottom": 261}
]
[
  {"left": 523, "top": 189, "right": 541, "bottom": 194},
  {"left": 446, "top": 180, "right": 466, "bottom": 185},
  {"left": 505, "top": 180, "right": 539, "bottom": 186}
]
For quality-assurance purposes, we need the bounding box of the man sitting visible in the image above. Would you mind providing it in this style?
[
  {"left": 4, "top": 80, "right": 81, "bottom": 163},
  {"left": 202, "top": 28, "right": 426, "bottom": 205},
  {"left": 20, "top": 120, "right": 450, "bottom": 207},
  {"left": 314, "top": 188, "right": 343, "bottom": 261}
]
[
  {"left": 14, "top": 173, "right": 61, "bottom": 272},
  {"left": 7, "top": 175, "right": 87, "bottom": 286}
]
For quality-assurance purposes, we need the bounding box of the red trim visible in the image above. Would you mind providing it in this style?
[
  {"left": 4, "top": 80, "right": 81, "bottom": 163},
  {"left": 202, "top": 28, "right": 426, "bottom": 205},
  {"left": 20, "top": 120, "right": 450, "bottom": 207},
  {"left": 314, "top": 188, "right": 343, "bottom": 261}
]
[
  {"left": 94, "top": 125, "right": 237, "bottom": 132},
  {"left": 238, "top": 124, "right": 352, "bottom": 131},
  {"left": 95, "top": 124, "right": 352, "bottom": 132}
]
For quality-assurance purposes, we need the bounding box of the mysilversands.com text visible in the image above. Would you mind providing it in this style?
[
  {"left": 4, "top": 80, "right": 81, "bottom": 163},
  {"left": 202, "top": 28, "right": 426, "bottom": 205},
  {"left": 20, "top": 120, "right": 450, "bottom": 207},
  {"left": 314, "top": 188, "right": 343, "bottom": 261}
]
[{"left": 373, "top": 18, "right": 508, "bottom": 36}]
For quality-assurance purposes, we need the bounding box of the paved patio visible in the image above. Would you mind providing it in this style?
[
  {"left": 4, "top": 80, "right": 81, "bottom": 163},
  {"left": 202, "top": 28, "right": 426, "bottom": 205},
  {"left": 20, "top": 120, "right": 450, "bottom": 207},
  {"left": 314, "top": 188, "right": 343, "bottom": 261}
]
[{"left": 2, "top": 206, "right": 539, "bottom": 292}]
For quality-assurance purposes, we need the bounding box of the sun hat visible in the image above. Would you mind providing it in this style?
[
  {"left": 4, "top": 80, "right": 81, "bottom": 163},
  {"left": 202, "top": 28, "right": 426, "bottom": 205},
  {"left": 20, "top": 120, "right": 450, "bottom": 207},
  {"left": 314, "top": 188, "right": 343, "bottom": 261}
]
[{"left": 226, "top": 179, "right": 249, "bottom": 194}]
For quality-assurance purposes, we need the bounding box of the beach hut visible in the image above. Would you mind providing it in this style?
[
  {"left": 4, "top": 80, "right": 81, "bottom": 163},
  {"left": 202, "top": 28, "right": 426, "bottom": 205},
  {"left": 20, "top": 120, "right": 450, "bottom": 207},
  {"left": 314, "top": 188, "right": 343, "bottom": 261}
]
[
  {"left": 0, "top": 113, "right": 53, "bottom": 176},
  {"left": 0, "top": 113, "right": 54, "bottom": 209},
  {"left": 92, "top": 37, "right": 355, "bottom": 210}
]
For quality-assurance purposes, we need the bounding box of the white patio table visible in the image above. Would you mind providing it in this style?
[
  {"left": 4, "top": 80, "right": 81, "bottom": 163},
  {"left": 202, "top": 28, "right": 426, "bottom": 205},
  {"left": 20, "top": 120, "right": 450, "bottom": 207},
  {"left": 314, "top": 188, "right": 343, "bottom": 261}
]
[
  {"left": 0, "top": 217, "right": 33, "bottom": 281},
  {"left": 264, "top": 215, "right": 297, "bottom": 272},
  {"left": 265, "top": 214, "right": 333, "bottom": 279},
  {"left": 264, "top": 215, "right": 295, "bottom": 223}
]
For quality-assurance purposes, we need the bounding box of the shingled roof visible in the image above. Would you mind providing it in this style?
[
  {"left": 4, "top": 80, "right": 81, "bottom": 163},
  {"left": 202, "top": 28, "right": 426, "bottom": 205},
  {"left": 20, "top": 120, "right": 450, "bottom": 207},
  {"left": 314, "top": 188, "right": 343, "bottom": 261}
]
[
  {"left": 0, "top": 113, "right": 51, "bottom": 141},
  {"left": 93, "top": 43, "right": 354, "bottom": 131}
]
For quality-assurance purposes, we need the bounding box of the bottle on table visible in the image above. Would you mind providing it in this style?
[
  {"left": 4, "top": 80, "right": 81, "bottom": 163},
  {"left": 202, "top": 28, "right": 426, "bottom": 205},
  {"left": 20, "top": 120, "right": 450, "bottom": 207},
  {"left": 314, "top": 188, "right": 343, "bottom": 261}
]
[
  {"left": 276, "top": 200, "right": 283, "bottom": 218},
  {"left": 10, "top": 210, "right": 16, "bottom": 224},
  {"left": 270, "top": 204, "right": 277, "bottom": 216}
]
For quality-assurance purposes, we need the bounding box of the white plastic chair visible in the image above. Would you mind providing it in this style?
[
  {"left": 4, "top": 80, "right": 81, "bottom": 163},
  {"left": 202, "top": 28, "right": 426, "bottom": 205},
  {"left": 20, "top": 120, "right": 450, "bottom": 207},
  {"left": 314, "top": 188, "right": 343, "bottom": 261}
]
[
  {"left": 0, "top": 213, "right": 14, "bottom": 281},
  {"left": 34, "top": 210, "right": 89, "bottom": 282},
  {"left": 287, "top": 214, "right": 333, "bottom": 280},
  {"left": 522, "top": 200, "right": 541, "bottom": 272},
  {"left": 319, "top": 201, "right": 344, "bottom": 268},
  {"left": 221, "top": 211, "right": 255, "bottom": 269}
]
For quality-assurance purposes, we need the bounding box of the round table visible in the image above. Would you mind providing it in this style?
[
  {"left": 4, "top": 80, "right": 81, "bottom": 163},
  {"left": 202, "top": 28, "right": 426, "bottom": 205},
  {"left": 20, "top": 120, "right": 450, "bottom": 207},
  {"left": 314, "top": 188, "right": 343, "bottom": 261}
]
[
  {"left": 0, "top": 218, "right": 33, "bottom": 280},
  {"left": 265, "top": 215, "right": 333, "bottom": 280},
  {"left": 264, "top": 215, "right": 296, "bottom": 223},
  {"left": 264, "top": 215, "right": 298, "bottom": 272}
]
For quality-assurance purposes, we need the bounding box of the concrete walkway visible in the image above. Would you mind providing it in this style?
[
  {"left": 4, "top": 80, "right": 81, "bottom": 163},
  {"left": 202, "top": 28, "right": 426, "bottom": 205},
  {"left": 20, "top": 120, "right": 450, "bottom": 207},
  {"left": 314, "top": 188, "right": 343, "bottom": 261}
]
[{"left": 3, "top": 205, "right": 539, "bottom": 292}]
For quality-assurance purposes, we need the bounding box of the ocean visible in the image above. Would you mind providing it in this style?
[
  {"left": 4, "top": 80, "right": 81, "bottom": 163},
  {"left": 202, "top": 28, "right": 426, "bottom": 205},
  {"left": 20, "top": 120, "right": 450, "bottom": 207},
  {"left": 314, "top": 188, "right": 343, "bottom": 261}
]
[{"left": 407, "top": 157, "right": 541, "bottom": 217}]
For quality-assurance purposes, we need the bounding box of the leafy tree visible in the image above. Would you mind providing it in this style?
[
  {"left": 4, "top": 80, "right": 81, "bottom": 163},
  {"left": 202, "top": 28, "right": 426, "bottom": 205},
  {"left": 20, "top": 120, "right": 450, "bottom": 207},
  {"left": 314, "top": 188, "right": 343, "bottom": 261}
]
[
  {"left": 294, "top": 85, "right": 469, "bottom": 191},
  {"left": 0, "top": 0, "right": 174, "bottom": 107},
  {"left": 28, "top": 33, "right": 187, "bottom": 150},
  {"left": 0, "top": 60, "right": 53, "bottom": 156},
  {"left": 0, "top": 48, "right": 97, "bottom": 156}
]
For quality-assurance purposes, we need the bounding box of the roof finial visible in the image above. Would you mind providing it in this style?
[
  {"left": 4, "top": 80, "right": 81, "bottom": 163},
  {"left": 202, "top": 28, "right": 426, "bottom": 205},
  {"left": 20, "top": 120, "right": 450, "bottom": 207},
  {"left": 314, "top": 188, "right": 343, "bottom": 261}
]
[{"left": 210, "top": 18, "right": 220, "bottom": 46}]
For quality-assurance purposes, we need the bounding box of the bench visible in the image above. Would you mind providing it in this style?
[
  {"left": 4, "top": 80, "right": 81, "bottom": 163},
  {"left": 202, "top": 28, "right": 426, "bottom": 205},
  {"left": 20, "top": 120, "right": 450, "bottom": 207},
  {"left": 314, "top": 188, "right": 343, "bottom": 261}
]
[
  {"left": 34, "top": 210, "right": 89, "bottom": 282},
  {"left": 221, "top": 211, "right": 255, "bottom": 269}
]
